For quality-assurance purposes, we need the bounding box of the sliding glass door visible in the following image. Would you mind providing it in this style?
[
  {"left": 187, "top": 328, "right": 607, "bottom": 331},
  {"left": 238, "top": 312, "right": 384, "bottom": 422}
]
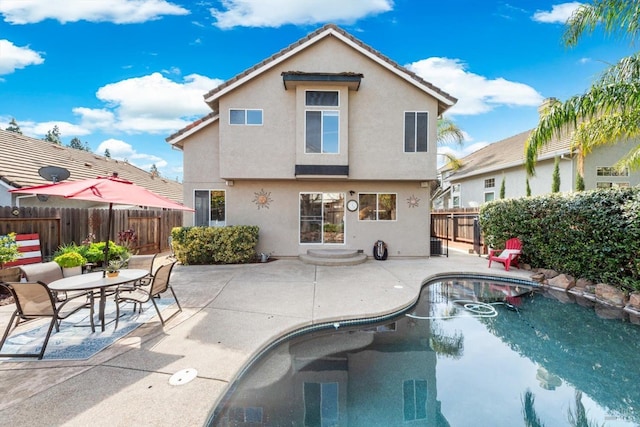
[{"left": 300, "top": 193, "right": 344, "bottom": 244}]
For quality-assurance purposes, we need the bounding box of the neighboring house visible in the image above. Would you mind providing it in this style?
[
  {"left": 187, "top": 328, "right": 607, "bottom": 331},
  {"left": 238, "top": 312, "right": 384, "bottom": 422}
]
[
  {"left": 435, "top": 102, "right": 640, "bottom": 209},
  {"left": 166, "top": 24, "right": 457, "bottom": 258},
  {"left": 0, "top": 129, "right": 183, "bottom": 208}
]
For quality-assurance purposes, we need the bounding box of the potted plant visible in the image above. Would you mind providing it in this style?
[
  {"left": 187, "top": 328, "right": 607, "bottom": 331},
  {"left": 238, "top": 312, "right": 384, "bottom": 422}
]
[
  {"left": 54, "top": 251, "right": 87, "bottom": 277},
  {"left": 0, "top": 233, "right": 21, "bottom": 282},
  {"left": 106, "top": 259, "right": 122, "bottom": 278}
]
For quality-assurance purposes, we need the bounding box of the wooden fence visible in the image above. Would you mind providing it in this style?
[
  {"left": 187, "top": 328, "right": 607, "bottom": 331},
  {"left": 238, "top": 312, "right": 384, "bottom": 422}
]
[
  {"left": 431, "top": 208, "right": 485, "bottom": 253},
  {"left": 0, "top": 206, "right": 183, "bottom": 259}
]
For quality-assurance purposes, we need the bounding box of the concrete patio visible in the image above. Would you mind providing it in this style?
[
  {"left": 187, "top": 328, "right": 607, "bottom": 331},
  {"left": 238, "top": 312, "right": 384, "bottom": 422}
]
[{"left": 0, "top": 249, "right": 532, "bottom": 426}]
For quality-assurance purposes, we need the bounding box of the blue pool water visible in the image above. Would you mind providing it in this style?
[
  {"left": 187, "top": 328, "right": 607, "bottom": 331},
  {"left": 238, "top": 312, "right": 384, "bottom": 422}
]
[{"left": 209, "top": 277, "right": 640, "bottom": 426}]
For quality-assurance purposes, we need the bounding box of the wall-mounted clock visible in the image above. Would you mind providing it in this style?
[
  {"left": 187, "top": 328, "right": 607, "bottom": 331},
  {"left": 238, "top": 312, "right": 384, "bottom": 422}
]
[{"left": 347, "top": 199, "right": 358, "bottom": 212}]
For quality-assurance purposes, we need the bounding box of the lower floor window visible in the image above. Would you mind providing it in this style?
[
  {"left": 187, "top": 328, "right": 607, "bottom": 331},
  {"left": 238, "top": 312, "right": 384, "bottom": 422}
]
[
  {"left": 596, "top": 181, "right": 630, "bottom": 189},
  {"left": 194, "top": 190, "right": 226, "bottom": 226},
  {"left": 358, "top": 193, "right": 397, "bottom": 221},
  {"left": 300, "top": 193, "right": 344, "bottom": 244},
  {"left": 452, "top": 196, "right": 460, "bottom": 208},
  {"left": 484, "top": 192, "right": 495, "bottom": 203},
  {"left": 304, "top": 382, "right": 339, "bottom": 427}
]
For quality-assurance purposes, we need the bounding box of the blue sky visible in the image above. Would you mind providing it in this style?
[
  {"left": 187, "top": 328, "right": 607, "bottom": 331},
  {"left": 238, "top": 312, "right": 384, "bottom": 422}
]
[{"left": 0, "top": 0, "right": 635, "bottom": 182}]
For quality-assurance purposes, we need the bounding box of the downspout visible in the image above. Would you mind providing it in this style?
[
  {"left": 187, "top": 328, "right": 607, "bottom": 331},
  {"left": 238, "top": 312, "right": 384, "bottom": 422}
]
[{"left": 15, "top": 194, "right": 36, "bottom": 208}]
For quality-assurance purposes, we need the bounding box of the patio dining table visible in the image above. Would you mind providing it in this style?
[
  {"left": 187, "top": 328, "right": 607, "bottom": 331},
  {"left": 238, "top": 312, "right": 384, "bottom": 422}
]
[{"left": 49, "top": 269, "right": 149, "bottom": 331}]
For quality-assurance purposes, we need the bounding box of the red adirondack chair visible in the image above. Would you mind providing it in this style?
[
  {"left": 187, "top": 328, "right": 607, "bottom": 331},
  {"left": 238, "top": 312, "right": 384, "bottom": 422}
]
[{"left": 488, "top": 237, "right": 523, "bottom": 271}]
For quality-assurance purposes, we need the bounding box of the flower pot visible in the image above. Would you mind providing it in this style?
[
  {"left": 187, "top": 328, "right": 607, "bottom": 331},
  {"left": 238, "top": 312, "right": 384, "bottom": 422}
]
[
  {"left": 106, "top": 271, "right": 119, "bottom": 278},
  {"left": 62, "top": 266, "right": 82, "bottom": 278}
]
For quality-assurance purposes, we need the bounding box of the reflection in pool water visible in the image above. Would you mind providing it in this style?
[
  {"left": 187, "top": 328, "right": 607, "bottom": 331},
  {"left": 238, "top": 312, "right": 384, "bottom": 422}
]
[{"left": 208, "top": 277, "right": 640, "bottom": 426}]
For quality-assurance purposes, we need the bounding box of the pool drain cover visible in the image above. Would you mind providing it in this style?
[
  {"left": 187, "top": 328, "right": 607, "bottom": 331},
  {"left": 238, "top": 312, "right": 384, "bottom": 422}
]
[{"left": 169, "top": 368, "right": 198, "bottom": 386}]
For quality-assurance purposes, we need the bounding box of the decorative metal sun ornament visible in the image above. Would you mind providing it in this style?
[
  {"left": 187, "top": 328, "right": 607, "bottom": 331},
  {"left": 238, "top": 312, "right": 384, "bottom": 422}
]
[
  {"left": 253, "top": 188, "right": 273, "bottom": 209},
  {"left": 407, "top": 194, "right": 420, "bottom": 208}
]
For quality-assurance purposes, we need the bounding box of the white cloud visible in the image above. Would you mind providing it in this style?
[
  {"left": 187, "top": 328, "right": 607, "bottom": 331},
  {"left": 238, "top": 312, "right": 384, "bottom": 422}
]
[
  {"left": 97, "top": 138, "right": 167, "bottom": 171},
  {"left": 23, "top": 120, "right": 91, "bottom": 137},
  {"left": 406, "top": 57, "right": 544, "bottom": 116},
  {"left": 0, "top": 39, "right": 44, "bottom": 75},
  {"left": 532, "top": 2, "right": 582, "bottom": 24},
  {"left": 210, "top": 0, "right": 393, "bottom": 29},
  {"left": 79, "top": 72, "right": 222, "bottom": 133},
  {"left": 0, "top": 0, "right": 189, "bottom": 24}
]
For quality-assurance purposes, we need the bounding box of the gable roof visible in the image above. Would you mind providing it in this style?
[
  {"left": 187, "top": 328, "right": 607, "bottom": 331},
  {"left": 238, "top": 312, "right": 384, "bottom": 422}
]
[
  {"left": 443, "top": 129, "right": 572, "bottom": 181},
  {"left": 0, "top": 129, "right": 184, "bottom": 203},
  {"left": 167, "top": 23, "right": 456, "bottom": 147}
]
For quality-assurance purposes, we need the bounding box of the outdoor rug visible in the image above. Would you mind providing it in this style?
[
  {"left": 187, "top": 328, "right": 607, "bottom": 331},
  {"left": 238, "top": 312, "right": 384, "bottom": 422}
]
[{"left": 0, "top": 297, "right": 177, "bottom": 361}]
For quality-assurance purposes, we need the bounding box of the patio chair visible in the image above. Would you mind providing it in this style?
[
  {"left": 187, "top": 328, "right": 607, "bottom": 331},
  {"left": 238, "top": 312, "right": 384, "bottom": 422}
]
[
  {"left": 124, "top": 254, "right": 157, "bottom": 287},
  {"left": 19, "top": 261, "right": 80, "bottom": 301},
  {"left": 0, "top": 281, "right": 94, "bottom": 359},
  {"left": 488, "top": 237, "right": 523, "bottom": 271},
  {"left": 114, "top": 261, "right": 181, "bottom": 329}
]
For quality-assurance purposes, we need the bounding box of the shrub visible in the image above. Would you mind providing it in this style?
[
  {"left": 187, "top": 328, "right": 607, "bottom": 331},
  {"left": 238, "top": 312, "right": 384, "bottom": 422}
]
[
  {"left": 0, "top": 233, "right": 19, "bottom": 266},
  {"left": 171, "top": 226, "right": 259, "bottom": 265},
  {"left": 480, "top": 187, "right": 640, "bottom": 291},
  {"left": 54, "top": 251, "right": 87, "bottom": 268}
]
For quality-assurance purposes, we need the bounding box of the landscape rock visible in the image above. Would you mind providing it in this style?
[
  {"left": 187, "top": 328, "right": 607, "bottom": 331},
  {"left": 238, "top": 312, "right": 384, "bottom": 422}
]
[
  {"left": 547, "top": 273, "right": 575, "bottom": 291},
  {"left": 595, "top": 283, "right": 628, "bottom": 307},
  {"left": 628, "top": 292, "right": 640, "bottom": 310},
  {"left": 530, "top": 273, "right": 546, "bottom": 283},
  {"left": 536, "top": 268, "right": 559, "bottom": 279},
  {"left": 574, "top": 278, "right": 594, "bottom": 290}
]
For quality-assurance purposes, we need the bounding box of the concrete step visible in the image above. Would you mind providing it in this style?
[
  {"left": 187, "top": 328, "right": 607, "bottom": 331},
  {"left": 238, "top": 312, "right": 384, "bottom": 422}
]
[{"left": 299, "top": 249, "right": 368, "bottom": 266}]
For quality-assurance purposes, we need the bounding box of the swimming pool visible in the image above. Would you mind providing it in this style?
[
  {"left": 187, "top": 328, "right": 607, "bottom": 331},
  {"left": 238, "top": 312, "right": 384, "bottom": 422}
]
[{"left": 208, "top": 276, "right": 640, "bottom": 426}]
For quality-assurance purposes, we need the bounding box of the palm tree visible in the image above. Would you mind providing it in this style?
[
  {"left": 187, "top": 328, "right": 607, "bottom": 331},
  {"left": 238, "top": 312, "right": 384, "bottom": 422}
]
[
  {"left": 525, "top": 0, "right": 640, "bottom": 176},
  {"left": 437, "top": 116, "right": 464, "bottom": 170}
]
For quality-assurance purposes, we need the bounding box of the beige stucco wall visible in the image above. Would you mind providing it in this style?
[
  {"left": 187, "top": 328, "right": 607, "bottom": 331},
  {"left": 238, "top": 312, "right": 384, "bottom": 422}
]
[
  {"left": 183, "top": 180, "right": 431, "bottom": 257},
  {"left": 217, "top": 35, "right": 439, "bottom": 181}
]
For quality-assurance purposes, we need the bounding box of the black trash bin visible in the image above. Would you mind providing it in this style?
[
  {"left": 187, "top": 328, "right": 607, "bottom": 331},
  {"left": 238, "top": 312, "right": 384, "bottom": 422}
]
[{"left": 430, "top": 238, "right": 442, "bottom": 256}]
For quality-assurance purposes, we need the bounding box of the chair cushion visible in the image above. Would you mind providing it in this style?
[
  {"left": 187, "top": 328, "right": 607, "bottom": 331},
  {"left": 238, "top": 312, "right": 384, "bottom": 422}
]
[{"left": 498, "top": 249, "right": 520, "bottom": 259}]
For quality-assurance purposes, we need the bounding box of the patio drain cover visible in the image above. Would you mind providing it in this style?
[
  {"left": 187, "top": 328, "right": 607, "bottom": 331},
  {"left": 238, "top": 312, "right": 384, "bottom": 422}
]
[{"left": 169, "top": 368, "right": 198, "bottom": 386}]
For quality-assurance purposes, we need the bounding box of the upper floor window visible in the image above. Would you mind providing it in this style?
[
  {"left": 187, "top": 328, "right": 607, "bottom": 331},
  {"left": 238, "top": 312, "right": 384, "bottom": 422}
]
[
  {"left": 403, "top": 379, "right": 428, "bottom": 421},
  {"left": 305, "top": 90, "right": 339, "bottom": 154},
  {"left": 452, "top": 184, "right": 461, "bottom": 193},
  {"left": 484, "top": 178, "right": 495, "bottom": 188},
  {"left": 597, "top": 166, "right": 628, "bottom": 176},
  {"left": 404, "top": 112, "right": 428, "bottom": 152},
  {"left": 229, "top": 109, "right": 263, "bottom": 125}
]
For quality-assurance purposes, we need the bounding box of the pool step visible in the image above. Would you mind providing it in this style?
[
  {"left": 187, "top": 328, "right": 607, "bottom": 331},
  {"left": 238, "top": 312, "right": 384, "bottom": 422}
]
[{"left": 299, "top": 249, "right": 368, "bottom": 266}]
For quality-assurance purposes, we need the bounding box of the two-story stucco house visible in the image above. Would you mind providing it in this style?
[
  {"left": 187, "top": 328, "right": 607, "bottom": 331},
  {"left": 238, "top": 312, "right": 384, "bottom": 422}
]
[{"left": 167, "top": 24, "right": 457, "bottom": 259}]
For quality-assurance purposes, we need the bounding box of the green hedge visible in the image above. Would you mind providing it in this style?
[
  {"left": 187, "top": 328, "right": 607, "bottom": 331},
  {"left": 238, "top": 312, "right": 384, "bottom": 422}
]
[
  {"left": 479, "top": 187, "right": 640, "bottom": 291},
  {"left": 171, "top": 225, "right": 259, "bottom": 265}
]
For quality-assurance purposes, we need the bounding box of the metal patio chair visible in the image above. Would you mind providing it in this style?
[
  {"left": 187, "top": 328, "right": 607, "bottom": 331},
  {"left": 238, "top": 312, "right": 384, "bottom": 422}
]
[
  {"left": 0, "top": 281, "right": 94, "bottom": 359},
  {"left": 114, "top": 261, "right": 181, "bottom": 329}
]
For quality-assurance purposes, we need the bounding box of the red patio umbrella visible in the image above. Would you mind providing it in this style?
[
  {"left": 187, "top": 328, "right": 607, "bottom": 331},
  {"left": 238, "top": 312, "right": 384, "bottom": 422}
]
[{"left": 10, "top": 173, "right": 193, "bottom": 274}]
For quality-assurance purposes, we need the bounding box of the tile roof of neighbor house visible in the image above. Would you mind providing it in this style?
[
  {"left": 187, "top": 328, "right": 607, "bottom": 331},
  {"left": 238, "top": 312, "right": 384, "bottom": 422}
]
[
  {"left": 166, "top": 23, "right": 457, "bottom": 146},
  {"left": 0, "top": 129, "right": 184, "bottom": 204},
  {"left": 443, "top": 129, "right": 573, "bottom": 180}
]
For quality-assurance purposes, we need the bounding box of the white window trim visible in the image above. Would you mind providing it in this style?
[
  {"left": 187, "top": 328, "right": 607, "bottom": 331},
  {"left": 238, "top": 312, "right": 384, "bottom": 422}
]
[
  {"left": 193, "top": 189, "right": 226, "bottom": 227},
  {"left": 304, "top": 110, "right": 340, "bottom": 154},
  {"left": 484, "top": 191, "right": 495, "bottom": 203},
  {"left": 403, "top": 111, "right": 429, "bottom": 153},
  {"left": 596, "top": 166, "right": 629, "bottom": 177},
  {"left": 229, "top": 108, "right": 263, "bottom": 126},
  {"left": 298, "top": 192, "right": 346, "bottom": 245},
  {"left": 304, "top": 90, "right": 340, "bottom": 107},
  {"left": 357, "top": 192, "right": 398, "bottom": 222}
]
